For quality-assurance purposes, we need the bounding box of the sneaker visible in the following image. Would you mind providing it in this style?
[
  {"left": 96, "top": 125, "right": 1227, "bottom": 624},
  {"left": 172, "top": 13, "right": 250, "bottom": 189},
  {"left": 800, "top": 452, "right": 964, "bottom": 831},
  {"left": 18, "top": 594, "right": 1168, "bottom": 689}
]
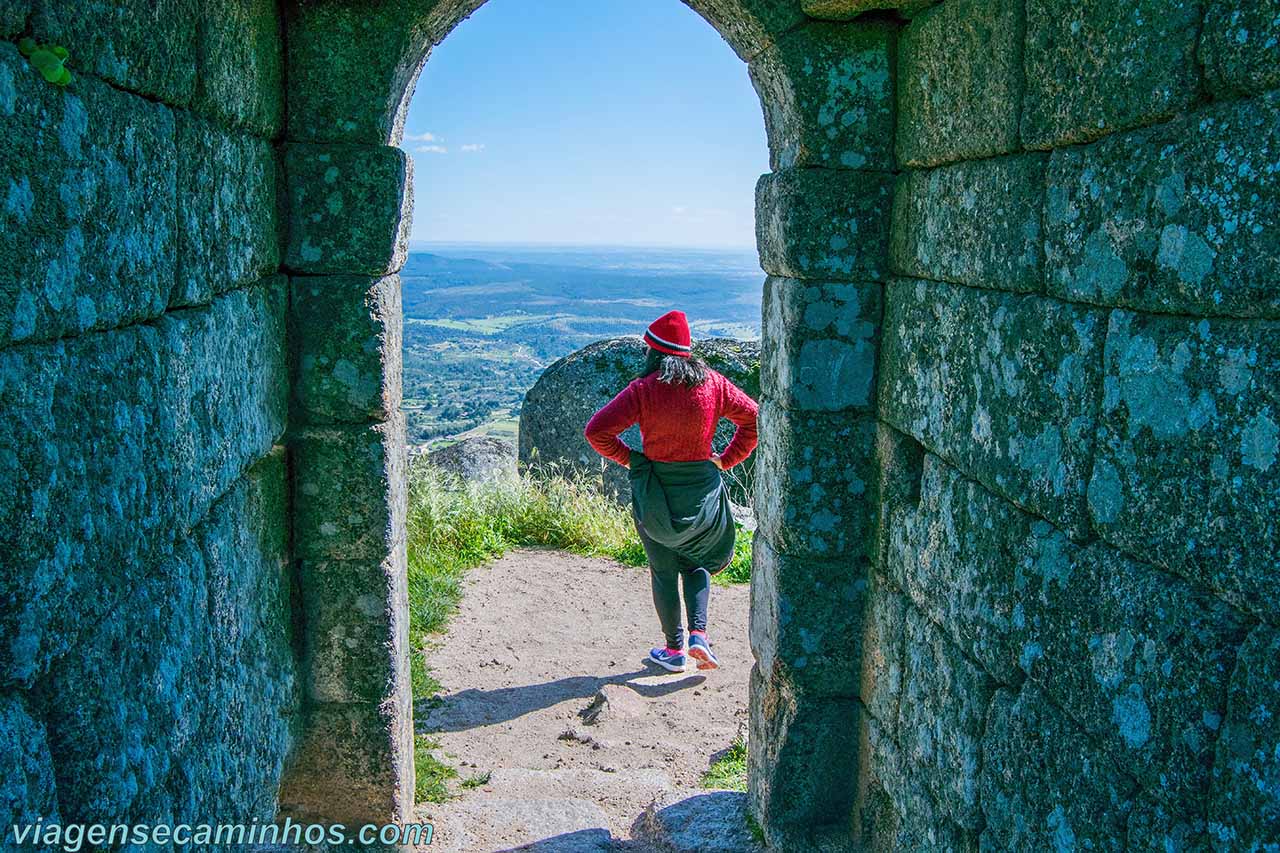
[
  {"left": 687, "top": 631, "right": 719, "bottom": 670},
  {"left": 648, "top": 646, "right": 688, "bottom": 673}
]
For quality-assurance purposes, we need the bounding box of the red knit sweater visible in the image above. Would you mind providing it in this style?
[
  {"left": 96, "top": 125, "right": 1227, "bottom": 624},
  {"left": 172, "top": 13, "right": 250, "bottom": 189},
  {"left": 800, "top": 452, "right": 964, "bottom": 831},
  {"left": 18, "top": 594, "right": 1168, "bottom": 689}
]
[{"left": 584, "top": 369, "right": 759, "bottom": 469}]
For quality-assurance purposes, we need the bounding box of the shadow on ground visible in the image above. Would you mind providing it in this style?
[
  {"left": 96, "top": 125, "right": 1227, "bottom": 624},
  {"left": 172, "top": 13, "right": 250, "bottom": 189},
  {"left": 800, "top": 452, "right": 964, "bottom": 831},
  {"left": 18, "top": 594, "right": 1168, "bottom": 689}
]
[
  {"left": 496, "top": 827, "right": 614, "bottom": 852},
  {"left": 419, "top": 664, "right": 708, "bottom": 733}
]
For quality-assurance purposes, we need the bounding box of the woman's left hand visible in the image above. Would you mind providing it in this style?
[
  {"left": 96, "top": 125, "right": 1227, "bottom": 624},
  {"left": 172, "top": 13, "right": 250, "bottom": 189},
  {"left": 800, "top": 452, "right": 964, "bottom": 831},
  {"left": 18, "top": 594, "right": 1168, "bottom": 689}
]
[{"left": 710, "top": 454, "right": 725, "bottom": 470}]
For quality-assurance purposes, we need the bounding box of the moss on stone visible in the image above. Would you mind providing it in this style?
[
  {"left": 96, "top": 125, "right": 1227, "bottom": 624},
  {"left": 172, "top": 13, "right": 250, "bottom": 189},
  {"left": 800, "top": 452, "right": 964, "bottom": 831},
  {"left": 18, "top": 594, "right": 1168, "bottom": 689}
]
[
  {"left": 980, "top": 685, "right": 1136, "bottom": 852},
  {"left": 754, "top": 402, "right": 877, "bottom": 558},
  {"left": 748, "top": 663, "right": 861, "bottom": 843},
  {"left": 880, "top": 278, "right": 1105, "bottom": 538},
  {"left": 30, "top": 0, "right": 198, "bottom": 104},
  {"left": 1091, "top": 310, "right": 1280, "bottom": 622},
  {"left": 0, "top": 42, "right": 177, "bottom": 346},
  {"left": 802, "top": 0, "right": 933, "bottom": 20},
  {"left": 0, "top": 694, "right": 60, "bottom": 835},
  {"left": 1022, "top": 0, "right": 1201, "bottom": 148},
  {"left": 34, "top": 451, "right": 297, "bottom": 829},
  {"left": 1209, "top": 625, "right": 1280, "bottom": 851},
  {"left": 291, "top": 415, "right": 408, "bottom": 565},
  {"left": 756, "top": 167, "right": 893, "bottom": 281},
  {"left": 283, "top": 143, "right": 412, "bottom": 276},
  {"left": 193, "top": 0, "right": 284, "bottom": 135},
  {"left": 0, "top": 0, "right": 28, "bottom": 37},
  {"left": 1045, "top": 94, "right": 1280, "bottom": 318},
  {"left": 1201, "top": 0, "right": 1280, "bottom": 99},
  {"left": 750, "top": 20, "right": 895, "bottom": 171},
  {"left": 761, "top": 276, "right": 882, "bottom": 413},
  {"left": 896, "top": 0, "right": 1023, "bottom": 167},
  {"left": 175, "top": 111, "right": 281, "bottom": 307},
  {"left": 891, "top": 154, "right": 1047, "bottom": 293},
  {"left": 290, "top": 274, "right": 404, "bottom": 424},
  {"left": 749, "top": 534, "right": 870, "bottom": 698},
  {"left": 0, "top": 281, "right": 286, "bottom": 685}
]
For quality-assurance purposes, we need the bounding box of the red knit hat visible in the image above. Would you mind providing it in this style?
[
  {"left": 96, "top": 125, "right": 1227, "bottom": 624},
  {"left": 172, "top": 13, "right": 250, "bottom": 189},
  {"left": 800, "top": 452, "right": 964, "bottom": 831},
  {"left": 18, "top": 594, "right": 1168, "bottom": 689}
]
[{"left": 644, "top": 310, "right": 692, "bottom": 357}]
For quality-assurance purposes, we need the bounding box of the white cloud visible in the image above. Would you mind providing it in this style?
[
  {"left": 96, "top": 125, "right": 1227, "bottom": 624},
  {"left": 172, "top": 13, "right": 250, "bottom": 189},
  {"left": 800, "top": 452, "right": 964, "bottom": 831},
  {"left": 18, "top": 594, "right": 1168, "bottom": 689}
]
[
  {"left": 672, "top": 205, "right": 688, "bottom": 215},
  {"left": 404, "top": 131, "right": 439, "bottom": 142},
  {"left": 415, "top": 144, "right": 449, "bottom": 154},
  {"left": 460, "top": 143, "right": 486, "bottom": 153}
]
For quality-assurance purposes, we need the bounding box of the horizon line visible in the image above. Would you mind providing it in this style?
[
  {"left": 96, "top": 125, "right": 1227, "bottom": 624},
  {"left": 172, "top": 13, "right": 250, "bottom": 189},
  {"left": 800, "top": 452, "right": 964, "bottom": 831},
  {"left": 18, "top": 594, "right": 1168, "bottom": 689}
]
[{"left": 407, "top": 239, "right": 759, "bottom": 252}]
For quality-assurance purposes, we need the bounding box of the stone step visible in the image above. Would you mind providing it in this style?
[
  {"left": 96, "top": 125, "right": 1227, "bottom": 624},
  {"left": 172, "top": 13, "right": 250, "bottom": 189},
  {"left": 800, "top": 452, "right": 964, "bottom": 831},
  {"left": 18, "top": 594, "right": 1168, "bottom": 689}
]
[
  {"left": 633, "top": 790, "right": 765, "bottom": 853},
  {"left": 479, "top": 767, "right": 674, "bottom": 802},
  {"left": 426, "top": 795, "right": 617, "bottom": 853}
]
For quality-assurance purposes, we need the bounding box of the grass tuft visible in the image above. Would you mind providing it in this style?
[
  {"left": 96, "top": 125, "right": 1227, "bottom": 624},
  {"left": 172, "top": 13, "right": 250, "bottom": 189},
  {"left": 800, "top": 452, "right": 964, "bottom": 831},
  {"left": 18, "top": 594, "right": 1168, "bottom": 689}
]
[
  {"left": 700, "top": 735, "right": 748, "bottom": 792},
  {"left": 460, "top": 771, "right": 492, "bottom": 790},
  {"left": 414, "top": 734, "right": 457, "bottom": 803}
]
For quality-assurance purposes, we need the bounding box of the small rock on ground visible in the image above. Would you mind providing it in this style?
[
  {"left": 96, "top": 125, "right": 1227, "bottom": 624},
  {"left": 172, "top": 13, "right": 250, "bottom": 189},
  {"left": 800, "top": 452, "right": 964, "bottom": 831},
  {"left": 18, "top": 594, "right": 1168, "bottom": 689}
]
[{"left": 580, "top": 684, "right": 649, "bottom": 725}]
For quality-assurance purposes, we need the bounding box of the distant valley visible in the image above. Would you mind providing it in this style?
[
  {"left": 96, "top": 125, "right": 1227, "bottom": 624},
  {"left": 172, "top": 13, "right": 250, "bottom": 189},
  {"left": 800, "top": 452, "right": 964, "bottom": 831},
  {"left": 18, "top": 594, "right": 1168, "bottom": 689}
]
[{"left": 400, "top": 244, "right": 764, "bottom": 446}]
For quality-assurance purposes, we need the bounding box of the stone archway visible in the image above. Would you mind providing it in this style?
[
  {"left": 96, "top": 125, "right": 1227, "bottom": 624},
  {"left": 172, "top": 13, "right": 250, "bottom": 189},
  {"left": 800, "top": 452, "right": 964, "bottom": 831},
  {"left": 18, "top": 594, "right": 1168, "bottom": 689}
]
[
  {"left": 3, "top": 0, "right": 1274, "bottom": 847},
  {"left": 274, "top": 0, "right": 895, "bottom": 847}
]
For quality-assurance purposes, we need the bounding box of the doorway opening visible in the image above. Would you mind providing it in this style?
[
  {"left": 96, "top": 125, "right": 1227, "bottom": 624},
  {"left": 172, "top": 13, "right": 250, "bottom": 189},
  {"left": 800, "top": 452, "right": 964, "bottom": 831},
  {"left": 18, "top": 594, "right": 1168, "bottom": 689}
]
[
  {"left": 278, "top": 1, "right": 894, "bottom": 848},
  {"left": 396, "top": 3, "right": 765, "bottom": 846}
]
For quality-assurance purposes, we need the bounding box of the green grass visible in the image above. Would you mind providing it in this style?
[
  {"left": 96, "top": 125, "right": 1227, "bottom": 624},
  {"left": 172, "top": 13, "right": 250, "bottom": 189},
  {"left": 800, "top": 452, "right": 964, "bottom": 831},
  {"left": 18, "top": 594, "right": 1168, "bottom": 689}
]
[
  {"left": 700, "top": 735, "right": 748, "bottom": 792},
  {"left": 460, "top": 771, "right": 492, "bottom": 789},
  {"left": 410, "top": 650, "right": 443, "bottom": 701},
  {"left": 405, "top": 460, "right": 753, "bottom": 700},
  {"left": 715, "top": 525, "right": 754, "bottom": 585},
  {"left": 746, "top": 810, "right": 766, "bottom": 846},
  {"left": 414, "top": 735, "right": 457, "bottom": 803}
]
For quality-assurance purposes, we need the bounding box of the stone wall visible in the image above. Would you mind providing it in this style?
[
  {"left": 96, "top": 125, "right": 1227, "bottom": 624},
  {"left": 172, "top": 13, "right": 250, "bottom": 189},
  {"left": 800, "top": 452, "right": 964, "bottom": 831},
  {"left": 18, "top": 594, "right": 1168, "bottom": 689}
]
[
  {"left": 278, "top": 9, "right": 417, "bottom": 824},
  {"left": 841, "top": 1, "right": 1280, "bottom": 850},
  {"left": 745, "top": 10, "right": 896, "bottom": 847},
  {"left": 0, "top": 0, "right": 302, "bottom": 839}
]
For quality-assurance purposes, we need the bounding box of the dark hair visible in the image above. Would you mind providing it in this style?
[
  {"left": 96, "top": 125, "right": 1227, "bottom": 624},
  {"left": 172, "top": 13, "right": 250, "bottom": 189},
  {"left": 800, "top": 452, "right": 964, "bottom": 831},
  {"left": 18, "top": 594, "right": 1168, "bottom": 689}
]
[{"left": 640, "top": 347, "right": 710, "bottom": 387}]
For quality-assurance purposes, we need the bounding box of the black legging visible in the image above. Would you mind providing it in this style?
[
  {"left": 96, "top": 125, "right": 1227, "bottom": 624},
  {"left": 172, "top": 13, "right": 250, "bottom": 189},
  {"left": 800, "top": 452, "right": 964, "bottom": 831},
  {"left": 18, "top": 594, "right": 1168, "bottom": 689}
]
[{"left": 637, "top": 523, "right": 710, "bottom": 649}]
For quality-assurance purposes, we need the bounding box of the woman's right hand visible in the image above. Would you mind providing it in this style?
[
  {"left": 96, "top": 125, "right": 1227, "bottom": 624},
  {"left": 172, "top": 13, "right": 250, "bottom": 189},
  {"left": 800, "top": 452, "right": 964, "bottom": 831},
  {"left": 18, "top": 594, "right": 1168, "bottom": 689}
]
[{"left": 710, "top": 454, "right": 725, "bottom": 470}]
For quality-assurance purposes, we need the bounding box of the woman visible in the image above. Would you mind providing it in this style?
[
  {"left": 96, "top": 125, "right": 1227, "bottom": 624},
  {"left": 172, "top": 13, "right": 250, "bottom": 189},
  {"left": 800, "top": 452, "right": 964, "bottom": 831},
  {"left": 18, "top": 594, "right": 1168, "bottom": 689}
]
[{"left": 584, "top": 310, "right": 758, "bottom": 673}]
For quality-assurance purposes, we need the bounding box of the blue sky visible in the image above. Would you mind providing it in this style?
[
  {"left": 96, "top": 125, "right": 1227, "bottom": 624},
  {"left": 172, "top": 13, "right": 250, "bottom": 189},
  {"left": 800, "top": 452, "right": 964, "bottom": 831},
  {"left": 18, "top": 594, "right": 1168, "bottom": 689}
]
[{"left": 402, "top": 0, "right": 769, "bottom": 249}]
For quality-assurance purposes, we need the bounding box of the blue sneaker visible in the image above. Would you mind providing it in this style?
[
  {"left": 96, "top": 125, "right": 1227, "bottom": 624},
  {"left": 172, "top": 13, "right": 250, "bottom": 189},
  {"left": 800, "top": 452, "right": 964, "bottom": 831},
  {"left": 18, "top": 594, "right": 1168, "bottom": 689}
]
[
  {"left": 687, "top": 631, "right": 719, "bottom": 670},
  {"left": 648, "top": 646, "right": 687, "bottom": 673}
]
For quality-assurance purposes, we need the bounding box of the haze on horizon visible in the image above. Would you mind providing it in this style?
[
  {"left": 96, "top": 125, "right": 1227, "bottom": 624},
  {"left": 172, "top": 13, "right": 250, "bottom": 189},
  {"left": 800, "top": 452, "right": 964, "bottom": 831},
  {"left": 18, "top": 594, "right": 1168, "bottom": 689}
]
[{"left": 402, "top": 0, "right": 769, "bottom": 250}]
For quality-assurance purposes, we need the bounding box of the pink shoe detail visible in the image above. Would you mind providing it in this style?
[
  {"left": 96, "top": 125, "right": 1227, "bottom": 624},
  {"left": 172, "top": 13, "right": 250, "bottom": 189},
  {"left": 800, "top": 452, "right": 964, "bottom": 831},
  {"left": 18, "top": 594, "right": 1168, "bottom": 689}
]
[{"left": 688, "top": 632, "right": 719, "bottom": 670}]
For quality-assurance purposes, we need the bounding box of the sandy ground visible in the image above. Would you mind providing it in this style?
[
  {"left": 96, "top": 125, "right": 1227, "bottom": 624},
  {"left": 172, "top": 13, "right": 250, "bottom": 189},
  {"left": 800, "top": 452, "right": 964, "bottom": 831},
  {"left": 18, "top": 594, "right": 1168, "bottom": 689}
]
[{"left": 413, "top": 549, "right": 752, "bottom": 852}]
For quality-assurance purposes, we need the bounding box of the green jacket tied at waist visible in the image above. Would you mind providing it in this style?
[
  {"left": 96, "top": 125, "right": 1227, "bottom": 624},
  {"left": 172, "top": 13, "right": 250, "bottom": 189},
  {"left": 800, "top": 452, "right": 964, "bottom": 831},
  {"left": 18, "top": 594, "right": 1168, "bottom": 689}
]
[{"left": 627, "top": 449, "right": 736, "bottom": 574}]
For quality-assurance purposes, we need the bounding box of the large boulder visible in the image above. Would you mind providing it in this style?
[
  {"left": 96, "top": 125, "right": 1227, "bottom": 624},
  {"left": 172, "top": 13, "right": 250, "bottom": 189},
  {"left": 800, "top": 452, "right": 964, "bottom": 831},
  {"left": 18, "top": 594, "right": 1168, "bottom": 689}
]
[
  {"left": 518, "top": 337, "right": 760, "bottom": 505},
  {"left": 424, "top": 436, "right": 517, "bottom": 486}
]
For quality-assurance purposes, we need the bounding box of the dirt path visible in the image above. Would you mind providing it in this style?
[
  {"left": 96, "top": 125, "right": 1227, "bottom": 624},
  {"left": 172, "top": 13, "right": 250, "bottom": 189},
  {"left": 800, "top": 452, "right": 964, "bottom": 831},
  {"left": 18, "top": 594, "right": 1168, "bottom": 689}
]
[{"left": 412, "top": 549, "right": 755, "bottom": 852}]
